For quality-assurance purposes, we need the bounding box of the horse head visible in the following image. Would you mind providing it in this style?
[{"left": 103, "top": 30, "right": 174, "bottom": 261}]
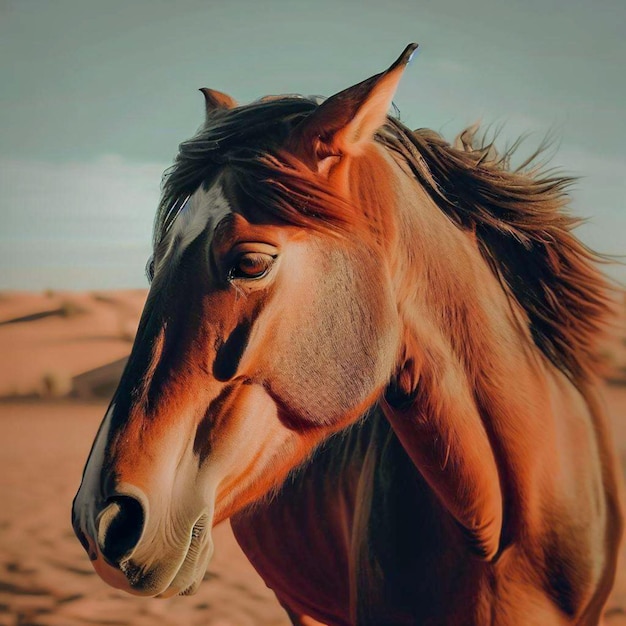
[{"left": 72, "top": 45, "right": 418, "bottom": 597}]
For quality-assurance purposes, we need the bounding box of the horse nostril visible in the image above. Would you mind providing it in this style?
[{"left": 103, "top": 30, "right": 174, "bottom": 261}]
[{"left": 97, "top": 496, "right": 145, "bottom": 566}]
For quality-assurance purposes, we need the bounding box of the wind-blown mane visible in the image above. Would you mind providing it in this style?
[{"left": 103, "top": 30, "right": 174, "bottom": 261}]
[
  {"left": 380, "top": 119, "right": 612, "bottom": 382},
  {"left": 156, "top": 96, "right": 611, "bottom": 383}
]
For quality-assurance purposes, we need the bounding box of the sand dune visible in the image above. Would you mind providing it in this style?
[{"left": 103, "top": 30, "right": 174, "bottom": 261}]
[
  {"left": 0, "top": 290, "right": 624, "bottom": 625},
  {"left": 0, "top": 291, "right": 145, "bottom": 398}
]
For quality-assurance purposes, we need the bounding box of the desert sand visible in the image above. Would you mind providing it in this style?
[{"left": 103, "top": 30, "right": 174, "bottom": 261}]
[{"left": 0, "top": 290, "right": 625, "bottom": 625}]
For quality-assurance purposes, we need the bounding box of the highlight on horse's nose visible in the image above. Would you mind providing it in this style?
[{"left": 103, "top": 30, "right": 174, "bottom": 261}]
[{"left": 97, "top": 495, "right": 145, "bottom": 566}]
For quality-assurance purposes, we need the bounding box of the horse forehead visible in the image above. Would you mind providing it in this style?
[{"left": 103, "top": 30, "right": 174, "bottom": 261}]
[{"left": 164, "top": 178, "right": 233, "bottom": 257}]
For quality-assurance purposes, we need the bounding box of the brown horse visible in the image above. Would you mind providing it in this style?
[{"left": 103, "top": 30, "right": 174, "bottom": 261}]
[{"left": 72, "top": 44, "right": 623, "bottom": 625}]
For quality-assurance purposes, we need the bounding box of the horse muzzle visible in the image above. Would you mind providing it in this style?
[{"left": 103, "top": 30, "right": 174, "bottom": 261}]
[{"left": 72, "top": 482, "right": 214, "bottom": 597}]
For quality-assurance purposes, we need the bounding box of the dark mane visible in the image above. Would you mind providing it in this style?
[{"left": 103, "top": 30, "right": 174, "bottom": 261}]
[
  {"left": 156, "top": 96, "right": 611, "bottom": 383},
  {"left": 380, "top": 118, "right": 612, "bottom": 382},
  {"left": 155, "top": 97, "right": 311, "bottom": 244},
  {"left": 155, "top": 97, "right": 355, "bottom": 247}
]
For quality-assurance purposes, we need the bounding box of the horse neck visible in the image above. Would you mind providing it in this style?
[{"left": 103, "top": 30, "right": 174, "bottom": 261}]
[{"left": 381, "top": 149, "right": 567, "bottom": 530}]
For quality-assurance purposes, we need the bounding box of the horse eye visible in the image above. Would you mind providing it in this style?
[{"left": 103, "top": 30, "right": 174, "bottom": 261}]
[
  {"left": 145, "top": 256, "right": 155, "bottom": 282},
  {"left": 228, "top": 252, "right": 276, "bottom": 281}
]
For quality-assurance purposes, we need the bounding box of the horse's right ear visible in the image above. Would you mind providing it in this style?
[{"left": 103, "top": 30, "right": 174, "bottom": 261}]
[
  {"left": 288, "top": 43, "right": 418, "bottom": 172},
  {"left": 199, "top": 88, "right": 238, "bottom": 117}
]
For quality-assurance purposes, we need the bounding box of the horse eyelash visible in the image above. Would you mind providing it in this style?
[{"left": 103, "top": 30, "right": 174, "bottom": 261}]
[{"left": 229, "top": 280, "right": 248, "bottom": 301}]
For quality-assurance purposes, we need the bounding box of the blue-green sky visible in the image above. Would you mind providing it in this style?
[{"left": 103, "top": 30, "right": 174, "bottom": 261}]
[{"left": 1, "top": 0, "right": 624, "bottom": 288}]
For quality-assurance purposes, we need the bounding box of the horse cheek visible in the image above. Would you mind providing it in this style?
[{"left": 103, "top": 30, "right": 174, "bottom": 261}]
[{"left": 267, "top": 248, "right": 397, "bottom": 427}]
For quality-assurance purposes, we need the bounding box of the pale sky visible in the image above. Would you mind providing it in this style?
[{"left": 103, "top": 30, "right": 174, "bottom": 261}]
[{"left": 1, "top": 0, "right": 624, "bottom": 288}]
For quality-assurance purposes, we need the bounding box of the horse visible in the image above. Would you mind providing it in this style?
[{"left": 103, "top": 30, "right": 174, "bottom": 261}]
[{"left": 72, "top": 44, "right": 623, "bottom": 625}]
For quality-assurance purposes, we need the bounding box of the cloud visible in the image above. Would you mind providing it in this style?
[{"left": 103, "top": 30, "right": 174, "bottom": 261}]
[{"left": 0, "top": 155, "right": 168, "bottom": 290}]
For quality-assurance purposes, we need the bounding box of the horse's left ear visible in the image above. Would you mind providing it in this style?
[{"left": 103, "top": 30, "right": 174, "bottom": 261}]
[
  {"left": 289, "top": 43, "right": 418, "bottom": 167},
  {"left": 199, "top": 88, "right": 238, "bottom": 117}
]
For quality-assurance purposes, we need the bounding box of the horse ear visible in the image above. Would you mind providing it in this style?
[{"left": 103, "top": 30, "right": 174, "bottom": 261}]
[
  {"left": 199, "top": 88, "right": 238, "bottom": 116},
  {"left": 289, "top": 43, "right": 418, "bottom": 167}
]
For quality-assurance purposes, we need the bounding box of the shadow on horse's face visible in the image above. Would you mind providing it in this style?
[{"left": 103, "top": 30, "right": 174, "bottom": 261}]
[{"left": 72, "top": 170, "right": 399, "bottom": 597}]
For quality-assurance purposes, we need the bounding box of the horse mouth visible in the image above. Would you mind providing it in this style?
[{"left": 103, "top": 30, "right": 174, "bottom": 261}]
[
  {"left": 165, "top": 514, "right": 213, "bottom": 598},
  {"left": 122, "top": 514, "right": 213, "bottom": 598},
  {"left": 179, "top": 516, "right": 213, "bottom": 596}
]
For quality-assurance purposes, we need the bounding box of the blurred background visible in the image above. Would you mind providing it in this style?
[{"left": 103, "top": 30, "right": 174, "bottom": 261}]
[{"left": 0, "top": 1, "right": 624, "bottom": 624}]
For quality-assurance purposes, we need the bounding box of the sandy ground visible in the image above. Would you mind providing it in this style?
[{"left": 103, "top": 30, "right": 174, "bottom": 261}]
[
  {"left": 0, "top": 401, "right": 289, "bottom": 626},
  {"left": 0, "top": 290, "right": 625, "bottom": 625}
]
